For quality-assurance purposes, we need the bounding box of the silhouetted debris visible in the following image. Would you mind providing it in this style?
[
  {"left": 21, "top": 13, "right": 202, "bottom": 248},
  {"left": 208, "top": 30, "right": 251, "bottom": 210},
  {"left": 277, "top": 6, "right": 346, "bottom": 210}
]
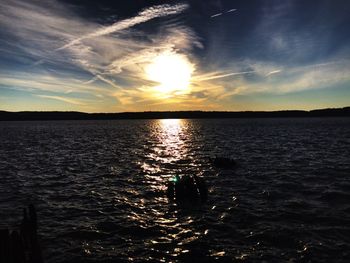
[
  {"left": 0, "top": 107, "right": 349, "bottom": 121},
  {"left": 167, "top": 175, "right": 208, "bottom": 204},
  {"left": 210, "top": 156, "right": 237, "bottom": 169},
  {"left": 0, "top": 205, "right": 43, "bottom": 263}
]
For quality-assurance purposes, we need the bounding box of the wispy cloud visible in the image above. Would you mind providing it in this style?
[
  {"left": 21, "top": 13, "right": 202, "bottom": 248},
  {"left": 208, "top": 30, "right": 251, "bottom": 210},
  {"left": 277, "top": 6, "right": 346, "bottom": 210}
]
[
  {"left": 36, "top": 95, "right": 86, "bottom": 105},
  {"left": 57, "top": 3, "right": 189, "bottom": 50},
  {"left": 216, "top": 60, "right": 350, "bottom": 99},
  {"left": 0, "top": 0, "right": 200, "bottom": 110},
  {"left": 1, "top": 0, "right": 349, "bottom": 112}
]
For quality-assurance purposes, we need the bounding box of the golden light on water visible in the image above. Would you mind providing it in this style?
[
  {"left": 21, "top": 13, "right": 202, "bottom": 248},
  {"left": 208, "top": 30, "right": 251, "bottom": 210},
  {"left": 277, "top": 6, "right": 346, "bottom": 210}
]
[
  {"left": 141, "top": 119, "right": 186, "bottom": 174},
  {"left": 146, "top": 52, "right": 194, "bottom": 97},
  {"left": 158, "top": 119, "right": 184, "bottom": 162},
  {"left": 141, "top": 119, "right": 187, "bottom": 192}
]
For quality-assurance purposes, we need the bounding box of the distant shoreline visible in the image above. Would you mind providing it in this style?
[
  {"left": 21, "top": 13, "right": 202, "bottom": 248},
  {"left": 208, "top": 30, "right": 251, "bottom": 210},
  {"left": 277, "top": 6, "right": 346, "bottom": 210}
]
[{"left": 0, "top": 107, "right": 349, "bottom": 121}]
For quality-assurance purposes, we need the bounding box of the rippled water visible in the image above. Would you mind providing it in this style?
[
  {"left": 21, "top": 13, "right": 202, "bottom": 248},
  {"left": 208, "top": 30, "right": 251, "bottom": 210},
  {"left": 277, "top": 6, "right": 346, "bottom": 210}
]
[{"left": 1, "top": 118, "right": 350, "bottom": 262}]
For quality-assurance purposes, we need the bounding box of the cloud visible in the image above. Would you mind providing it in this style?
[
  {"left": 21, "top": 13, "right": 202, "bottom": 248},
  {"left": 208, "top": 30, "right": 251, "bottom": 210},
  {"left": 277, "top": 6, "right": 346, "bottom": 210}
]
[
  {"left": 1, "top": 0, "right": 349, "bottom": 111},
  {"left": 272, "top": 62, "right": 350, "bottom": 94},
  {"left": 0, "top": 71, "right": 107, "bottom": 94},
  {"left": 0, "top": 0, "right": 201, "bottom": 110},
  {"left": 36, "top": 95, "right": 87, "bottom": 105},
  {"left": 184, "top": 58, "right": 350, "bottom": 108},
  {"left": 217, "top": 60, "right": 350, "bottom": 99},
  {"left": 57, "top": 3, "right": 189, "bottom": 50}
]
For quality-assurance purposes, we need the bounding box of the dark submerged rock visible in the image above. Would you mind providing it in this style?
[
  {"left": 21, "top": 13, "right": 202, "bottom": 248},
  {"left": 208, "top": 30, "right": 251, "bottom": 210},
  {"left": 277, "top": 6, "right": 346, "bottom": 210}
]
[
  {"left": 167, "top": 175, "right": 208, "bottom": 204},
  {"left": 210, "top": 156, "right": 237, "bottom": 169},
  {"left": 0, "top": 205, "right": 42, "bottom": 263}
]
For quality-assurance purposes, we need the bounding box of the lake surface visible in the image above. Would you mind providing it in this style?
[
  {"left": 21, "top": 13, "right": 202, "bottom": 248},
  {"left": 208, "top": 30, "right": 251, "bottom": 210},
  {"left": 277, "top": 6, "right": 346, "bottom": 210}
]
[{"left": 0, "top": 118, "right": 349, "bottom": 262}]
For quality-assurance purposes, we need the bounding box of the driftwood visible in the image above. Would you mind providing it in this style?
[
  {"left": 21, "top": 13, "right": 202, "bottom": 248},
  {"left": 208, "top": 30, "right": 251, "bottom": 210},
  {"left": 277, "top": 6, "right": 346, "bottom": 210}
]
[{"left": 0, "top": 205, "right": 43, "bottom": 263}]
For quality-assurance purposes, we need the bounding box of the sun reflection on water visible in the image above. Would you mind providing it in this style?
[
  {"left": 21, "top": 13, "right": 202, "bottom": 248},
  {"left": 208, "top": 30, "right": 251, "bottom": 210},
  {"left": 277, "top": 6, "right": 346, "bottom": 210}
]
[
  {"left": 157, "top": 119, "right": 185, "bottom": 163},
  {"left": 141, "top": 119, "right": 190, "bottom": 177},
  {"left": 136, "top": 119, "right": 213, "bottom": 260}
]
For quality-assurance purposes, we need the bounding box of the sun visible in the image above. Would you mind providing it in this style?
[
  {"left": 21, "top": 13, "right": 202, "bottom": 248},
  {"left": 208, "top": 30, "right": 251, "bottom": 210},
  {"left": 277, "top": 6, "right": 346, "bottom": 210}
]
[{"left": 146, "top": 52, "right": 194, "bottom": 96}]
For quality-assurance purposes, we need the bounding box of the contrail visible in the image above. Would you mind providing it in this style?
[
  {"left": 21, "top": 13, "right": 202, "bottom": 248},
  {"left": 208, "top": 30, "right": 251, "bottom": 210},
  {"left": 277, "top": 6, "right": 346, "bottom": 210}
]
[
  {"left": 210, "top": 13, "right": 223, "bottom": 18},
  {"left": 57, "top": 3, "right": 188, "bottom": 51},
  {"left": 266, "top": 70, "right": 282, "bottom": 76},
  {"left": 211, "top": 8, "right": 237, "bottom": 19},
  {"left": 194, "top": 71, "right": 255, "bottom": 81},
  {"left": 36, "top": 95, "right": 86, "bottom": 105},
  {"left": 96, "top": 75, "right": 122, "bottom": 89}
]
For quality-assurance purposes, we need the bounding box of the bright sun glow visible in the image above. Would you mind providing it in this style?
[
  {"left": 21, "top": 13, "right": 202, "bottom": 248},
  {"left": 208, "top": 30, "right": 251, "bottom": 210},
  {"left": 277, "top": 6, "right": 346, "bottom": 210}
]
[{"left": 146, "top": 52, "right": 194, "bottom": 97}]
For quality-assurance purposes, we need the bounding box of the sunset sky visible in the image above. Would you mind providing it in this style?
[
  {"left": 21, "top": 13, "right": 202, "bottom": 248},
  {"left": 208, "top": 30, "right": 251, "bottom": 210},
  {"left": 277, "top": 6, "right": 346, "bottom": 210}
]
[{"left": 0, "top": 0, "right": 350, "bottom": 112}]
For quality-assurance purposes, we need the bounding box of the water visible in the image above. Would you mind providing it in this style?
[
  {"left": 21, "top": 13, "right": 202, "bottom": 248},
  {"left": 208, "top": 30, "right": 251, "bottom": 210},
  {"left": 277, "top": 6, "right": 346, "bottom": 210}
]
[{"left": 0, "top": 118, "right": 349, "bottom": 262}]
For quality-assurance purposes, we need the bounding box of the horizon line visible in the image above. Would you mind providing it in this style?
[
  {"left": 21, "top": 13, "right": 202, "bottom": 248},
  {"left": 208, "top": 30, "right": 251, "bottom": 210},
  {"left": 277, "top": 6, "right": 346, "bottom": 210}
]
[
  {"left": 0, "top": 107, "right": 349, "bottom": 121},
  {"left": 1, "top": 106, "right": 350, "bottom": 114}
]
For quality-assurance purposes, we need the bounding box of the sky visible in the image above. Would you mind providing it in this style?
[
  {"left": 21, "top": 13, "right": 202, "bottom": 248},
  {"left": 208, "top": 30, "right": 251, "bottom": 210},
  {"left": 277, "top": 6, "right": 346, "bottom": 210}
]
[{"left": 0, "top": 0, "right": 350, "bottom": 112}]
